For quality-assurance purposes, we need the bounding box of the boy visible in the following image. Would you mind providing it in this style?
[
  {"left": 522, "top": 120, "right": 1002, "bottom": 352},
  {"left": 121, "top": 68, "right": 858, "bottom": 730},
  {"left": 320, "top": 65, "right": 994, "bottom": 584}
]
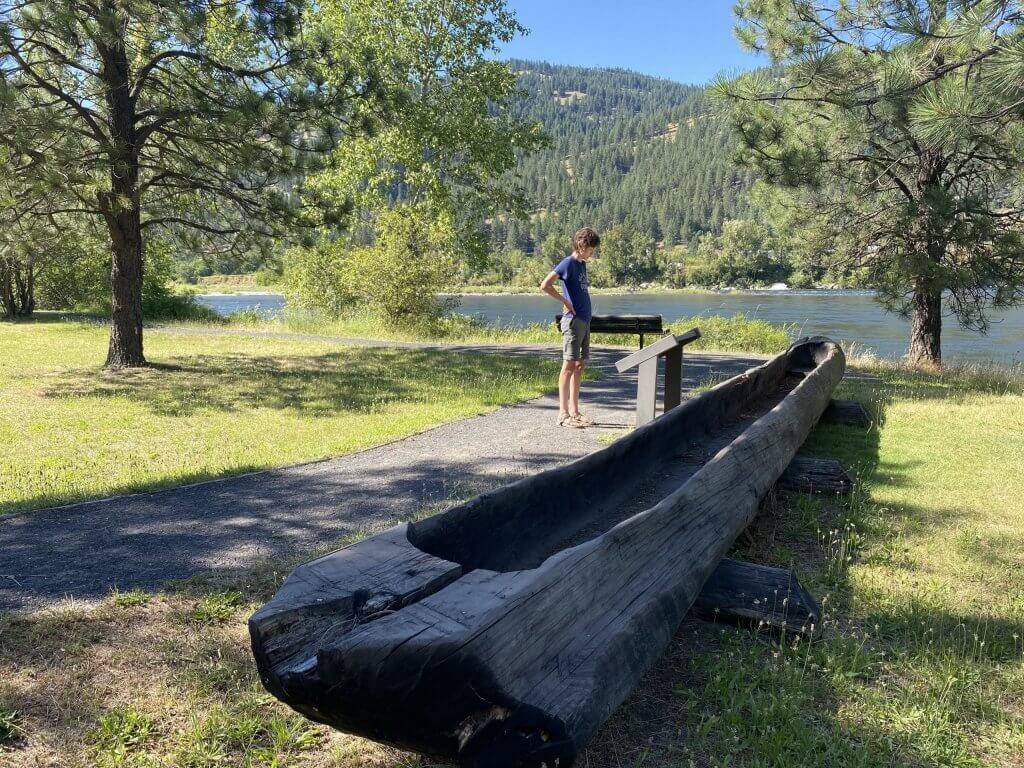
[{"left": 540, "top": 227, "right": 600, "bottom": 428}]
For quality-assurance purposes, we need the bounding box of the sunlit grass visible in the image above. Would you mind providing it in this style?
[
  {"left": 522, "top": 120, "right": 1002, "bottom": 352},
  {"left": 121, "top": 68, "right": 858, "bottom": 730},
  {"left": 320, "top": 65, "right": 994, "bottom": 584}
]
[
  {"left": 3, "top": 323, "right": 1022, "bottom": 766},
  {"left": 0, "top": 320, "right": 560, "bottom": 515},
  {"left": 671, "top": 362, "right": 1024, "bottom": 767}
]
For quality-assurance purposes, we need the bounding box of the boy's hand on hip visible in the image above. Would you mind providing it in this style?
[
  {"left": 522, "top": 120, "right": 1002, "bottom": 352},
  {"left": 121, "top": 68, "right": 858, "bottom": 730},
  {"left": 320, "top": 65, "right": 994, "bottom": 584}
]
[{"left": 564, "top": 302, "right": 575, "bottom": 316}]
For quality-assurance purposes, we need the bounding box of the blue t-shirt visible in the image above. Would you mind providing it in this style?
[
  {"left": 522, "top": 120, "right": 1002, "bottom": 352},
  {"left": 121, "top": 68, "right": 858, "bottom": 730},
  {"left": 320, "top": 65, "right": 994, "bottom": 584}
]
[{"left": 554, "top": 255, "right": 592, "bottom": 321}]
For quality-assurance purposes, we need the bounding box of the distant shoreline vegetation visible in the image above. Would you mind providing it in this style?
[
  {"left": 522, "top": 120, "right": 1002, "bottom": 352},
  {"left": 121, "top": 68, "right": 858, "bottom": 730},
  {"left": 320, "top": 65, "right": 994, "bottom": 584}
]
[{"left": 176, "top": 273, "right": 864, "bottom": 299}]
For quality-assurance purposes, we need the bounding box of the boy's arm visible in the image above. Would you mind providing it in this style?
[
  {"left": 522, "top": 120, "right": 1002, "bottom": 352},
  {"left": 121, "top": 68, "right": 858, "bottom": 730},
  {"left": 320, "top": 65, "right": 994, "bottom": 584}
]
[{"left": 540, "top": 270, "right": 574, "bottom": 315}]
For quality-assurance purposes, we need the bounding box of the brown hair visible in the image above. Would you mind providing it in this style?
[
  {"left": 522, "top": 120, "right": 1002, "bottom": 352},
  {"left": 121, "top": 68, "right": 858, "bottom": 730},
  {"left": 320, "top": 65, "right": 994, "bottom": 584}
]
[{"left": 572, "top": 226, "right": 600, "bottom": 255}]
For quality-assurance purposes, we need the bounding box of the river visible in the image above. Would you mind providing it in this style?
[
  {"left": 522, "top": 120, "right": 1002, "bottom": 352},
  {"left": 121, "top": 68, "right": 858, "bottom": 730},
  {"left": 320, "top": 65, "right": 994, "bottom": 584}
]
[{"left": 195, "top": 290, "right": 1024, "bottom": 363}]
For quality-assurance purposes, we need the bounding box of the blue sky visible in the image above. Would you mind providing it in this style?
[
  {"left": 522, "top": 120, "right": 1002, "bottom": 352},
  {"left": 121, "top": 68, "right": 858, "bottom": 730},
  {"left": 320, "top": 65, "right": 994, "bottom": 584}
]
[{"left": 498, "top": 1, "right": 763, "bottom": 85}]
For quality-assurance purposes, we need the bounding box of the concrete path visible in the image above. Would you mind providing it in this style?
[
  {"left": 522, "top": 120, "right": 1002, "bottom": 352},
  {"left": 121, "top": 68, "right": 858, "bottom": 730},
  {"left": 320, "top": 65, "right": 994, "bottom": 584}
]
[{"left": 0, "top": 336, "right": 763, "bottom": 613}]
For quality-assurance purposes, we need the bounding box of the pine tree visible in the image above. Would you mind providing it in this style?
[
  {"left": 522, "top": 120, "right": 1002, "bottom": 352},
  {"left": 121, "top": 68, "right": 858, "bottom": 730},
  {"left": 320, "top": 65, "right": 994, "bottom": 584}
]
[
  {"left": 0, "top": 1, "right": 377, "bottom": 366},
  {"left": 717, "top": 0, "right": 1024, "bottom": 366}
]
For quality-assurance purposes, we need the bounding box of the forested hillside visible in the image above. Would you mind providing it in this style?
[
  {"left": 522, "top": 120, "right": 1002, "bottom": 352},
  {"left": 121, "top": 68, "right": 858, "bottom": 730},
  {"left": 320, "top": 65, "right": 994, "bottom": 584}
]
[
  {"left": 490, "top": 60, "right": 755, "bottom": 254},
  {"left": 179, "top": 60, "right": 761, "bottom": 289}
]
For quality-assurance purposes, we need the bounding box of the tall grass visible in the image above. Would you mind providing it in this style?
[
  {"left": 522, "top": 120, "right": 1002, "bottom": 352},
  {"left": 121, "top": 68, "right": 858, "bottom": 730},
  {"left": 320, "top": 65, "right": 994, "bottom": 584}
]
[{"left": 242, "top": 308, "right": 795, "bottom": 356}]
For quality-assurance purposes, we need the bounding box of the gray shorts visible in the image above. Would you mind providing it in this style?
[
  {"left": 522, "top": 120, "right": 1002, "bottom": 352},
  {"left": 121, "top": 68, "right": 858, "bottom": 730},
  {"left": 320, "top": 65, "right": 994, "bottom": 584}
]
[{"left": 561, "top": 315, "right": 590, "bottom": 361}]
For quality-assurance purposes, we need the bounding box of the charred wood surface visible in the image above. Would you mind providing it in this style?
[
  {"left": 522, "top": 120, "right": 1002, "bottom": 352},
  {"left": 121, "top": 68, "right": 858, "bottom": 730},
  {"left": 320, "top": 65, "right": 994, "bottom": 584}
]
[
  {"left": 250, "top": 338, "right": 846, "bottom": 767},
  {"left": 690, "top": 558, "right": 821, "bottom": 634},
  {"left": 778, "top": 456, "right": 853, "bottom": 496}
]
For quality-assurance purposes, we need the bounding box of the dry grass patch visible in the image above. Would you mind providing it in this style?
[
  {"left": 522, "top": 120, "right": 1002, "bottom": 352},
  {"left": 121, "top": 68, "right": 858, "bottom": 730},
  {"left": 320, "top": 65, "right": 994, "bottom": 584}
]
[{"left": 0, "top": 572, "right": 434, "bottom": 768}]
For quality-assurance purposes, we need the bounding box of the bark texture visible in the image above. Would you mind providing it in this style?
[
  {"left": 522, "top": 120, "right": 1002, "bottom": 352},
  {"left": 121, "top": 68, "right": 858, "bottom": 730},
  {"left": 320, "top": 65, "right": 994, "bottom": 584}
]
[
  {"left": 99, "top": 7, "right": 145, "bottom": 368},
  {"left": 907, "top": 286, "right": 942, "bottom": 367},
  {"left": 250, "top": 338, "right": 846, "bottom": 767},
  {"left": 0, "top": 257, "right": 35, "bottom": 318}
]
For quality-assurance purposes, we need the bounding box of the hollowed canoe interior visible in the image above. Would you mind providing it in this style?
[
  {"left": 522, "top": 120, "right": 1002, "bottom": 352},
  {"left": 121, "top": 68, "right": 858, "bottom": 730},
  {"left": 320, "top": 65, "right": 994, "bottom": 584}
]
[{"left": 408, "top": 343, "right": 827, "bottom": 573}]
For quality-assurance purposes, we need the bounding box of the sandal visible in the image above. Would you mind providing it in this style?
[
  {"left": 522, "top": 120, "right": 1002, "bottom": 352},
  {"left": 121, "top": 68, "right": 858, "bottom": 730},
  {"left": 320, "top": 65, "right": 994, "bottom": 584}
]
[
  {"left": 571, "top": 412, "right": 595, "bottom": 426},
  {"left": 558, "top": 413, "right": 584, "bottom": 428}
]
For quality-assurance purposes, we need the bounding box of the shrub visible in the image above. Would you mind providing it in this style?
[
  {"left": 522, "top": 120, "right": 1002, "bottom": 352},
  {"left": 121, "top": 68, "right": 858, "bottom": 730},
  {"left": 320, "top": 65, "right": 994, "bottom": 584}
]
[
  {"left": 510, "top": 256, "right": 554, "bottom": 288},
  {"left": 657, "top": 245, "right": 689, "bottom": 288},
  {"left": 253, "top": 267, "right": 282, "bottom": 287},
  {"left": 283, "top": 240, "right": 356, "bottom": 318},
  {"left": 690, "top": 219, "right": 790, "bottom": 288},
  {"left": 287, "top": 205, "right": 458, "bottom": 326},
  {"left": 142, "top": 290, "right": 223, "bottom": 323},
  {"left": 599, "top": 225, "right": 660, "bottom": 286},
  {"left": 587, "top": 256, "right": 616, "bottom": 288},
  {"left": 679, "top": 313, "right": 793, "bottom": 355},
  {"left": 227, "top": 308, "right": 265, "bottom": 326}
]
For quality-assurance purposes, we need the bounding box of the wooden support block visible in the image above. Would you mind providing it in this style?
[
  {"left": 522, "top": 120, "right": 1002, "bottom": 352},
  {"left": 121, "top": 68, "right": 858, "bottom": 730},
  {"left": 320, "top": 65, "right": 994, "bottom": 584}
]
[
  {"left": 691, "top": 558, "right": 821, "bottom": 634},
  {"left": 777, "top": 456, "right": 853, "bottom": 495},
  {"left": 821, "top": 398, "right": 871, "bottom": 427}
]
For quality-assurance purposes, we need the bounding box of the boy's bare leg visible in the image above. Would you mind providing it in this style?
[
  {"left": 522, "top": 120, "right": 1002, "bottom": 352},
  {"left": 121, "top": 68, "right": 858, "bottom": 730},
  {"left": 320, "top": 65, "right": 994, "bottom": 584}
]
[
  {"left": 559, "top": 360, "right": 575, "bottom": 416},
  {"left": 570, "top": 361, "right": 583, "bottom": 415}
]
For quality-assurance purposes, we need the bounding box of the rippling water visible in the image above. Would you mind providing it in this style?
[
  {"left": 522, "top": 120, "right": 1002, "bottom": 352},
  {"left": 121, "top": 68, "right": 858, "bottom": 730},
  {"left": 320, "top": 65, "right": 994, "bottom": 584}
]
[{"left": 196, "top": 290, "right": 1024, "bottom": 363}]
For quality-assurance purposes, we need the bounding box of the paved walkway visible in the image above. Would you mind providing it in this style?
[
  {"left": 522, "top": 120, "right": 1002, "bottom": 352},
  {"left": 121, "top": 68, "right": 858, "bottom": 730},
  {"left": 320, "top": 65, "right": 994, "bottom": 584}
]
[{"left": 0, "top": 335, "right": 763, "bottom": 613}]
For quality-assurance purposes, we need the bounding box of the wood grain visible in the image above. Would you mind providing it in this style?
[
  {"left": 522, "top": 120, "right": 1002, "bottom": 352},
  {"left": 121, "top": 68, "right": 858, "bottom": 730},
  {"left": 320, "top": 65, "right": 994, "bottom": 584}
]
[
  {"left": 691, "top": 558, "right": 821, "bottom": 634},
  {"left": 249, "top": 338, "right": 845, "bottom": 767}
]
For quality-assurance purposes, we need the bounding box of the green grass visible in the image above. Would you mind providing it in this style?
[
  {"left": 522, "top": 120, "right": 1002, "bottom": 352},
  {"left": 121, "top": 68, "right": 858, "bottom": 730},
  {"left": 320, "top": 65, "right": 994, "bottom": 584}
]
[
  {"left": 3, "top": 323, "right": 1021, "bottom": 766},
  {"left": 87, "top": 708, "right": 157, "bottom": 766},
  {"left": 0, "top": 707, "right": 21, "bottom": 747},
  {"left": 663, "top": 361, "right": 1024, "bottom": 767},
  {"left": 242, "top": 308, "right": 793, "bottom": 356},
  {"left": 110, "top": 589, "right": 151, "bottom": 609},
  {"left": 189, "top": 591, "right": 243, "bottom": 625},
  {"left": 0, "top": 319, "right": 560, "bottom": 515}
]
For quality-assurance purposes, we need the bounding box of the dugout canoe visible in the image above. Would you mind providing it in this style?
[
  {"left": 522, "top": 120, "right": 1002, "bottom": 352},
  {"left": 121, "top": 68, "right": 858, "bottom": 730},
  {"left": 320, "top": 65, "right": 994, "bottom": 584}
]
[{"left": 249, "top": 337, "right": 846, "bottom": 767}]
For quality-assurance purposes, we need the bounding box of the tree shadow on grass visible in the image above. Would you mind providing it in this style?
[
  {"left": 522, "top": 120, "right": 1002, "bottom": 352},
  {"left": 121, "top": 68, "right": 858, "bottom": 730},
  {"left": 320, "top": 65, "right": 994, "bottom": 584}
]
[
  {"left": 38, "top": 347, "right": 559, "bottom": 419},
  {"left": 0, "top": 447, "right": 584, "bottom": 611}
]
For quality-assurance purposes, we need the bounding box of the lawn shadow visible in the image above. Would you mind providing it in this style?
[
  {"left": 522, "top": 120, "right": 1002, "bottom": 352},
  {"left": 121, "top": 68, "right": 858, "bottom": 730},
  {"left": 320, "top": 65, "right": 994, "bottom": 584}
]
[{"left": 37, "top": 347, "right": 557, "bottom": 419}]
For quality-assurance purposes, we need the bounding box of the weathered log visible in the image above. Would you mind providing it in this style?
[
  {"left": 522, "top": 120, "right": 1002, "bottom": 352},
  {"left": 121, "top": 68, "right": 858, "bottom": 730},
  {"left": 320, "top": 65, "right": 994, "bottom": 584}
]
[
  {"left": 690, "top": 558, "right": 820, "bottom": 634},
  {"left": 821, "top": 398, "right": 871, "bottom": 427},
  {"left": 249, "top": 337, "right": 846, "bottom": 767},
  {"left": 777, "top": 456, "right": 853, "bottom": 495}
]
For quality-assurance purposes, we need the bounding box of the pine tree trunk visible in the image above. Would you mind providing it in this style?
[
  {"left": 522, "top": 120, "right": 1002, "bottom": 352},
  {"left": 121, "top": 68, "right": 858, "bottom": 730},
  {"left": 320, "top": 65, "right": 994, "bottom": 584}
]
[
  {"left": 99, "top": 9, "right": 145, "bottom": 368},
  {"left": 0, "top": 256, "right": 35, "bottom": 318},
  {"left": 0, "top": 259, "right": 16, "bottom": 319},
  {"left": 907, "top": 287, "right": 942, "bottom": 367},
  {"left": 15, "top": 258, "right": 34, "bottom": 316},
  {"left": 906, "top": 151, "right": 946, "bottom": 369},
  {"left": 105, "top": 209, "right": 145, "bottom": 368}
]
